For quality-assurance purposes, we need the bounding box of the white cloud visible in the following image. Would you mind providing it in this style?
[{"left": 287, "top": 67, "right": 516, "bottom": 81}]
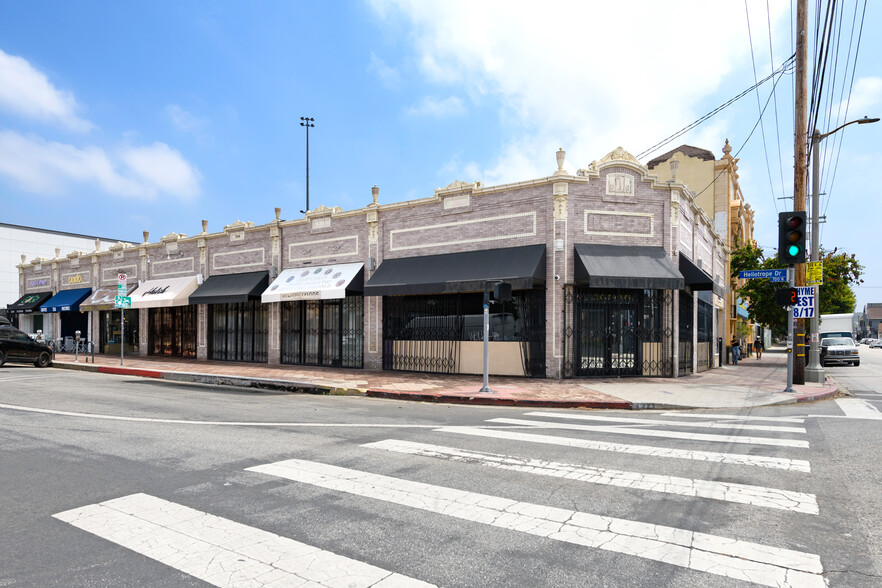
[
  {"left": 165, "top": 104, "right": 207, "bottom": 135},
  {"left": 370, "top": 0, "right": 790, "bottom": 183},
  {"left": 0, "top": 48, "right": 93, "bottom": 132},
  {"left": 839, "top": 76, "right": 882, "bottom": 119},
  {"left": 121, "top": 142, "right": 202, "bottom": 198},
  {"left": 368, "top": 53, "right": 402, "bottom": 88},
  {"left": 405, "top": 95, "right": 466, "bottom": 118},
  {"left": 0, "top": 131, "right": 200, "bottom": 199}
]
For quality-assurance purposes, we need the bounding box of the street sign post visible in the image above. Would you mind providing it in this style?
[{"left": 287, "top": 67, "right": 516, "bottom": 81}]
[{"left": 117, "top": 274, "right": 127, "bottom": 367}]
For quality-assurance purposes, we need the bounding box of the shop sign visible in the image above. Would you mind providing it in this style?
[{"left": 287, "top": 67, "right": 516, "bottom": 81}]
[
  {"left": 28, "top": 278, "right": 50, "bottom": 288},
  {"left": 67, "top": 274, "right": 84, "bottom": 285},
  {"left": 143, "top": 285, "right": 171, "bottom": 295}
]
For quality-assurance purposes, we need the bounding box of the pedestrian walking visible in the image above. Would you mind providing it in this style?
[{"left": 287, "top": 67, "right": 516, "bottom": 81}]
[
  {"left": 730, "top": 337, "right": 741, "bottom": 364},
  {"left": 754, "top": 335, "right": 763, "bottom": 360}
]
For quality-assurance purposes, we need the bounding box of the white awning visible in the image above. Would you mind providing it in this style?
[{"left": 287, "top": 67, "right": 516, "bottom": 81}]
[
  {"left": 261, "top": 263, "right": 363, "bottom": 303},
  {"left": 130, "top": 275, "right": 201, "bottom": 309}
]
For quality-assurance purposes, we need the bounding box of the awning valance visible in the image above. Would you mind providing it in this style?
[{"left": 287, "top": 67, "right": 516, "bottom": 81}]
[
  {"left": 40, "top": 287, "right": 92, "bottom": 313},
  {"left": 574, "top": 244, "right": 684, "bottom": 290},
  {"left": 679, "top": 253, "right": 724, "bottom": 297},
  {"left": 262, "top": 263, "right": 363, "bottom": 303},
  {"left": 7, "top": 291, "right": 53, "bottom": 314},
  {"left": 79, "top": 285, "right": 140, "bottom": 312},
  {"left": 130, "top": 275, "right": 200, "bottom": 309},
  {"left": 364, "top": 244, "right": 546, "bottom": 296},
  {"left": 190, "top": 271, "right": 269, "bottom": 305}
]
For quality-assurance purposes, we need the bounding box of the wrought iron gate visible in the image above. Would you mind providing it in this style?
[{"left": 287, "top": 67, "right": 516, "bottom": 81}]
[
  {"left": 281, "top": 296, "right": 363, "bottom": 368},
  {"left": 696, "top": 296, "right": 713, "bottom": 371},
  {"left": 678, "top": 292, "right": 693, "bottom": 376},
  {"left": 208, "top": 301, "right": 268, "bottom": 363},
  {"left": 382, "top": 290, "right": 545, "bottom": 376},
  {"left": 564, "top": 287, "right": 673, "bottom": 377}
]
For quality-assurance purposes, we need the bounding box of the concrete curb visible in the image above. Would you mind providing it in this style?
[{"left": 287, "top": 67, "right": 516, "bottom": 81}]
[{"left": 365, "top": 389, "right": 632, "bottom": 409}]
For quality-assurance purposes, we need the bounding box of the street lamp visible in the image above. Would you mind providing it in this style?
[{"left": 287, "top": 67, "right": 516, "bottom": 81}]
[
  {"left": 299, "top": 116, "right": 315, "bottom": 214},
  {"left": 806, "top": 116, "right": 879, "bottom": 383}
]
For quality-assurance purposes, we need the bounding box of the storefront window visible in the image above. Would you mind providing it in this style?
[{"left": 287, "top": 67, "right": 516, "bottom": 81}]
[
  {"left": 149, "top": 306, "right": 197, "bottom": 358},
  {"left": 100, "top": 310, "right": 139, "bottom": 354},
  {"left": 281, "top": 296, "right": 363, "bottom": 368}
]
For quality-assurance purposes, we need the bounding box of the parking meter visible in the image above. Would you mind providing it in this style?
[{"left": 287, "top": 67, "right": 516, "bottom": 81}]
[{"left": 75, "top": 330, "right": 81, "bottom": 361}]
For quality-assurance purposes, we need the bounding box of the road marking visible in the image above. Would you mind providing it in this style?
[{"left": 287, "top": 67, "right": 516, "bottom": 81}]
[
  {"left": 834, "top": 398, "right": 882, "bottom": 419},
  {"left": 0, "top": 403, "right": 444, "bottom": 427},
  {"left": 54, "top": 493, "right": 435, "bottom": 588},
  {"left": 435, "top": 427, "right": 810, "bottom": 472},
  {"left": 247, "top": 459, "right": 825, "bottom": 588},
  {"left": 0, "top": 374, "right": 65, "bottom": 383},
  {"left": 659, "top": 413, "right": 805, "bottom": 423},
  {"left": 524, "top": 411, "right": 806, "bottom": 433},
  {"left": 488, "top": 418, "right": 810, "bottom": 448},
  {"left": 363, "top": 439, "right": 818, "bottom": 514}
]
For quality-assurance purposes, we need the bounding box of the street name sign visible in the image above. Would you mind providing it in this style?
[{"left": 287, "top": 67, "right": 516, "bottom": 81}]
[
  {"left": 793, "top": 286, "right": 815, "bottom": 318},
  {"left": 739, "top": 269, "right": 788, "bottom": 281}
]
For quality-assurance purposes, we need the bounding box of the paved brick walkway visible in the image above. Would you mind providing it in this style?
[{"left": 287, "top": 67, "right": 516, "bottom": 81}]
[{"left": 51, "top": 346, "right": 839, "bottom": 409}]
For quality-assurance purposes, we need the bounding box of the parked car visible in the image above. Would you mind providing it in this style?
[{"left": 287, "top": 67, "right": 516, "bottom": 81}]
[
  {"left": 0, "top": 326, "right": 53, "bottom": 367},
  {"left": 819, "top": 337, "right": 860, "bottom": 367},
  {"left": 870, "top": 340, "right": 882, "bottom": 349}
]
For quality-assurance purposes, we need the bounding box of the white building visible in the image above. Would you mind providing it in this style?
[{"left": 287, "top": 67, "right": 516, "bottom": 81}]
[{"left": 1, "top": 222, "right": 132, "bottom": 335}]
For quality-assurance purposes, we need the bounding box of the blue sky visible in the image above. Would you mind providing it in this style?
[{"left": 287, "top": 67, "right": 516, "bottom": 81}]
[{"left": 1, "top": 1, "right": 880, "bottom": 310}]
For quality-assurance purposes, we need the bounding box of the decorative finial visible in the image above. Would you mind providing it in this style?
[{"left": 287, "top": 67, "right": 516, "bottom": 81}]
[
  {"left": 55, "top": 247, "right": 61, "bottom": 258},
  {"left": 372, "top": 184, "right": 379, "bottom": 205},
  {"left": 669, "top": 155, "right": 679, "bottom": 180},
  {"left": 201, "top": 219, "right": 208, "bottom": 233},
  {"left": 722, "top": 139, "right": 732, "bottom": 158},
  {"left": 143, "top": 229, "right": 149, "bottom": 243},
  {"left": 21, "top": 254, "right": 26, "bottom": 264},
  {"left": 274, "top": 207, "right": 281, "bottom": 220},
  {"left": 556, "top": 148, "right": 565, "bottom": 172},
  {"left": 95, "top": 238, "right": 100, "bottom": 251}
]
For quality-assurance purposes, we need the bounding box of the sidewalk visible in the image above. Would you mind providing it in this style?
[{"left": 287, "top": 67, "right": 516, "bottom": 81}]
[{"left": 50, "top": 347, "right": 840, "bottom": 410}]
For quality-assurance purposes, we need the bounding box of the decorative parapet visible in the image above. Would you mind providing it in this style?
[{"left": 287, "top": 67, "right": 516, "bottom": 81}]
[
  {"left": 160, "top": 231, "right": 187, "bottom": 242},
  {"left": 434, "top": 180, "right": 482, "bottom": 197},
  {"left": 598, "top": 146, "right": 641, "bottom": 166},
  {"left": 223, "top": 220, "right": 254, "bottom": 232}
]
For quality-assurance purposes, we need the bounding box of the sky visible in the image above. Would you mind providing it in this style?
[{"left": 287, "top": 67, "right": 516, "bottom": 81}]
[{"left": 1, "top": 1, "right": 880, "bottom": 310}]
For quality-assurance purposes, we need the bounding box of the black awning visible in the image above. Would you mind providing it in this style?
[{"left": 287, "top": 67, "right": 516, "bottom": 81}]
[
  {"left": 7, "top": 291, "right": 53, "bottom": 314},
  {"left": 364, "top": 244, "right": 546, "bottom": 296},
  {"left": 189, "top": 271, "right": 269, "bottom": 305},
  {"left": 574, "top": 244, "right": 684, "bottom": 290},
  {"left": 679, "top": 253, "right": 724, "bottom": 297}
]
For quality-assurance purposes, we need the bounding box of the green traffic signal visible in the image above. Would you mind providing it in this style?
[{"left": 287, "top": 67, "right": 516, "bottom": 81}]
[{"left": 788, "top": 244, "right": 801, "bottom": 256}]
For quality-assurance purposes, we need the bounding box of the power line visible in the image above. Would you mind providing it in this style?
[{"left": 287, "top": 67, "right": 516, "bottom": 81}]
[{"left": 635, "top": 54, "right": 794, "bottom": 161}]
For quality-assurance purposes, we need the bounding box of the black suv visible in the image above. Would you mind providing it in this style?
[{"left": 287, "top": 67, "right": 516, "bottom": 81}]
[{"left": 0, "top": 326, "right": 53, "bottom": 368}]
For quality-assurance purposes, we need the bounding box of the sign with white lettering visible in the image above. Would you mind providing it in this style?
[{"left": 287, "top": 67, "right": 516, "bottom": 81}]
[
  {"left": 793, "top": 286, "right": 815, "bottom": 318},
  {"left": 115, "top": 296, "right": 131, "bottom": 309},
  {"left": 739, "top": 269, "right": 788, "bottom": 280}
]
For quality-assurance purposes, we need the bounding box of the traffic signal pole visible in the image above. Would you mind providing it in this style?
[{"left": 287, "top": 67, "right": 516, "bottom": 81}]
[{"left": 785, "top": 267, "right": 794, "bottom": 392}]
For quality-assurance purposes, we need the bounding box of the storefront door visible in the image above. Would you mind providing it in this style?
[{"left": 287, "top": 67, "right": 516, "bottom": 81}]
[{"left": 575, "top": 291, "right": 639, "bottom": 376}]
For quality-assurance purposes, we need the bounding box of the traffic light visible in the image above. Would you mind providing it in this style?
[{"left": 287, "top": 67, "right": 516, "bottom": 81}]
[
  {"left": 777, "top": 211, "right": 806, "bottom": 265},
  {"left": 775, "top": 287, "right": 798, "bottom": 308}
]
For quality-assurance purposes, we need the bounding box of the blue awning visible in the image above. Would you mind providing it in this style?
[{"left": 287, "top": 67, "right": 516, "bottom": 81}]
[{"left": 40, "top": 287, "right": 92, "bottom": 313}]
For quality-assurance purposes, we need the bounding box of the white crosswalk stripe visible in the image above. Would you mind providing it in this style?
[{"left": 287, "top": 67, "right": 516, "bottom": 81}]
[
  {"left": 435, "top": 425, "right": 812, "bottom": 471},
  {"left": 246, "top": 458, "right": 826, "bottom": 588},
  {"left": 54, "top": 493, "right": 436, "bottom": 588},
  {"left": 488, "top": 417, "right": 810, "bottom": 447},
  {"left": 363, "top": 439, "right": 819, "bottom": 514},
  {"left": 523, "top": 411, "right": 807, "bottom": 433},
  {"left": 659, "top": 412, "right": 805, "bottom": 423}
]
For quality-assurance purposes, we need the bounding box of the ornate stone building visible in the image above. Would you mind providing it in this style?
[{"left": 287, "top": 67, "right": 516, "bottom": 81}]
[{"left": 16, "top": 147, "right": 727, "bottom": 378}]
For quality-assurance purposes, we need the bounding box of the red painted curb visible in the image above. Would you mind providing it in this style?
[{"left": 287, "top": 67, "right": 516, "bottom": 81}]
[{"left": 97, "top": 366, "right": 164, "bottom": 378}]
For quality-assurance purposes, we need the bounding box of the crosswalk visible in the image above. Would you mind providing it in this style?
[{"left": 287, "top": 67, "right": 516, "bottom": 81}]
[{"left": 54, "top": 409, "right": 828, "bottom": 587}]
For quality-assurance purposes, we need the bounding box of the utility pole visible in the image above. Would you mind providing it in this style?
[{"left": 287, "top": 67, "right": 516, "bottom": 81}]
[
  {"left": 300, "top": 117, "right": 315, "bottom": 214},
  {"left": 793, "top": 0, "right": 808, "bottom": 384}
]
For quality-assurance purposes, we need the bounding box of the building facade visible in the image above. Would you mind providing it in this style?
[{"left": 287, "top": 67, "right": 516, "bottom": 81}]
[
  {"left": 16, "top": 147, "right": 727, "bottom": 379},
  {"left": 647, "top": 141, "right": 757, "bottom": 355}
]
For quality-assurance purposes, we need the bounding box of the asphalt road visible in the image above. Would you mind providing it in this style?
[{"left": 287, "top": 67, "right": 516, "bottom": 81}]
[{"left": 1, "top": 354, "right": 882, "bottom": 587}]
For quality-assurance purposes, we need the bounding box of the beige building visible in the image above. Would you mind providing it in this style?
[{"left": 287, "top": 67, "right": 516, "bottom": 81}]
[{"left": 647, "top": 141, "right": 757, "bottom": 353}]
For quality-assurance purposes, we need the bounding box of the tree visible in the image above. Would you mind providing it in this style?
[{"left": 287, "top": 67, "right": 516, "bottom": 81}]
[{"left": 729, "top": 243, "right": 863, "bottom": 332}]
